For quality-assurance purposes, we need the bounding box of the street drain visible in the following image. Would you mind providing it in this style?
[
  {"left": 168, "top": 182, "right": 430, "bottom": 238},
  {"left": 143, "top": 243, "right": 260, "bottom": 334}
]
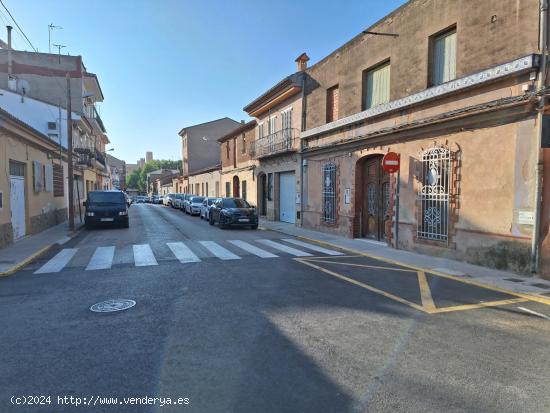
[{"left": 90, "top": 299, "right": 136, "bottom": 313}]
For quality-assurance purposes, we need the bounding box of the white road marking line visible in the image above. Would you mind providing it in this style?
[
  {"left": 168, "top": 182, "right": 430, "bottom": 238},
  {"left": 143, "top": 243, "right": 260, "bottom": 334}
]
[
  {"left": 133, "top": 244, "right": 158, "bottom": 266},
  {"left": 518, "top": 306, "right": 550, "bottom": 321},
  {"left": 282, "top": 238, "right": 344, "bottom": 256},
  {"left": 167, "top": 242, "right": 201, "bottom": 263},
  {"left": 257, "top": 239, "right": 312, "bottom": 257},
  {"left": 199, "top": 241, "right": 241, "bottom": 260},
  {"left": 86, "top": 246, "right": 115, "bottom": 271},
  {"left": 228, "top": 240, "right": 278, "bottom": 258},
  {"left": 34, "top": 248, "right": 78, "bottom": 274}
]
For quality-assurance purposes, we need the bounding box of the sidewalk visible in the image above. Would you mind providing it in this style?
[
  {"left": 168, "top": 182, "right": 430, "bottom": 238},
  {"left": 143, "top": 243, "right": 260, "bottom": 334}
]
[
  {"left": 0, "top": 220, "right": 83, "bottom": 276},
  {"left": 259, "top": 219, "right": 550, "bottom": 299}
]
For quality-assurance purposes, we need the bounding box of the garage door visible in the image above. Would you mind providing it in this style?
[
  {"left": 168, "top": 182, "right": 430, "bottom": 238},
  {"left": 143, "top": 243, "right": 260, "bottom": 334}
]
[{"left": 279, "top": 172, "right": 295, "bottom": 224}]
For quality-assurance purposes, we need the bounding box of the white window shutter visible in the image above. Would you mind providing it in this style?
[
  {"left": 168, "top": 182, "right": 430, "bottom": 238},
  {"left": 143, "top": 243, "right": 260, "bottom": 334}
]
[{"left": 45, "top": 164, "right": 54, "bottom": 192}]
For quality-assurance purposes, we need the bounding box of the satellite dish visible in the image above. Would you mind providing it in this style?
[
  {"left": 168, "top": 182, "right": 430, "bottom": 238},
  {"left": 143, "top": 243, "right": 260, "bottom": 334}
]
[{"left": 16, "top": 79, "right": 30, "bottom": 96}]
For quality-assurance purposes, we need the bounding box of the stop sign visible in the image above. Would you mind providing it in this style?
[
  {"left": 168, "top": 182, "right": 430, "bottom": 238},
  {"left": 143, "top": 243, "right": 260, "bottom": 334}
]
[{"left": 382, "top": 152, "right": 400, "bottom": 173}]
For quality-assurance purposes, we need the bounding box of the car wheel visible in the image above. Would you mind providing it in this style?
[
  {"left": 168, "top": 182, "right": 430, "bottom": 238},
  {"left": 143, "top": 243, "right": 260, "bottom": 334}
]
[
  {"left": 209, "top": 214, "right": 215, "bottom": 225},
  {"left": 85, "top": 222, "right": 94, "bottom": 230},
  {"left": 250, "top": 224, "right": 258, "bottom": 230},
  {"left": 123, "top": 220, "right": 129, "bottom": 229},
  {"left": 219, "top": 216, "right": 227, "bottom": 229}
]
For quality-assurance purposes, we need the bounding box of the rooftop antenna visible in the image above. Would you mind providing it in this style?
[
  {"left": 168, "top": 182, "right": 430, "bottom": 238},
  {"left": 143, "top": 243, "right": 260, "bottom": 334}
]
[
  {"left": 48, "top": 23, "right": 62, "bottom": 53},
  {"left": 52, "top": 43, "right": 66, "bottom": 63}
]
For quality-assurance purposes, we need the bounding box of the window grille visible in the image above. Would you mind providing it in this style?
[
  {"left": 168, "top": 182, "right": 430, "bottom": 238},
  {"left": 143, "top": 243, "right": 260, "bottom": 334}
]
[
  {"left": 322, "top": 163, "right": 336, "bottom": 223},
  {"left": 417, "top": 146, "right": 451, "bottom": 242}
]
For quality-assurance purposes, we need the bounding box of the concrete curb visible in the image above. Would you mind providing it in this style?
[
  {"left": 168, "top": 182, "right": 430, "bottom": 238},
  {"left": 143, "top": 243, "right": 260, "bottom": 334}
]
[
  {"left": 260, "top": 225, "right": 550, "bottom": 307},
  {"left": 0, "top": 225, "right": 85, "bottom": 277}
]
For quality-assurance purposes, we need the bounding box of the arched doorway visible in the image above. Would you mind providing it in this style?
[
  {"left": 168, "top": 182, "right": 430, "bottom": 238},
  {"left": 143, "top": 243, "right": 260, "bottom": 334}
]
[
  {"left": 355, "top": 155, "right": 390, "bottom": 241},
  {"left": 232, "top": 175, "right": 240, "bottom": 198},
  {"left": 257, "top": 173, "right": 267, "bottom": 216}
]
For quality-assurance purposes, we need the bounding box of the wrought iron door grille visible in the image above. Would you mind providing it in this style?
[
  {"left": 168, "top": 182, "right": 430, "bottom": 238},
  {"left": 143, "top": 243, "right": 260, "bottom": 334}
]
[
  {"left": 322, "top": 163, "right": 336, "bottom": 223},
  {"left": 417, "top": 146, "right": 450, "bottom": 242}
]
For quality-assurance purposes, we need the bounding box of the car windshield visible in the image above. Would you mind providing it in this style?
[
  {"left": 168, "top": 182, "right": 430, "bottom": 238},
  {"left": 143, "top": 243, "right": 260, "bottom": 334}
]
[
  {"left": 192, "top": 197, "right": 204, "bottom": 203},
  {"left": 208, "top": 198, "right": 215, "bottom": 205},
  {"left": 175, "top": 194, "right": 183, "bottom": 199},
  {"left": 222, "top": 198, "right": 251, "bottom": 208},
  {"left": 88, "top": 192, "right": 126, "bottom": 205}
]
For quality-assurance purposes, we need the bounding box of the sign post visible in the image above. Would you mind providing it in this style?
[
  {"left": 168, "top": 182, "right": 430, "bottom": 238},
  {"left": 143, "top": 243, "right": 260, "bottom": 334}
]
[{"left": 382, "top": 152, "right": 401, "bottom": 249}]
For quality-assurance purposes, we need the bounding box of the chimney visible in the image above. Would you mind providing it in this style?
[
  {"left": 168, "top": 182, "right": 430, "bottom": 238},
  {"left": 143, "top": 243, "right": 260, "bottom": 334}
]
[
  {"left": 295, "top": 52, "right": 310, "bottom": 72},
  {"left": 7, "top": 26, "right": 12, "bottom": 80}
]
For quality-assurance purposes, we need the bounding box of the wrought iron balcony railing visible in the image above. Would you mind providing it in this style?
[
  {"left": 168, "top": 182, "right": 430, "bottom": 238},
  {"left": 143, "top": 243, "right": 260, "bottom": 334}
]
[{"left": 249, "top": 128, "right": 299, "bottom": 159}]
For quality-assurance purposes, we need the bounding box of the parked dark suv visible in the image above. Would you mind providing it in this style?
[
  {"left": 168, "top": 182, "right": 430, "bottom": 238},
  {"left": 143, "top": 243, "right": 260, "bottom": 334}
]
[
  {"left": 85, "top": 190, "right": 129, "bottom": 229},
  {"left": 209, "top": 198, "right": 258, "bottom": 229}
]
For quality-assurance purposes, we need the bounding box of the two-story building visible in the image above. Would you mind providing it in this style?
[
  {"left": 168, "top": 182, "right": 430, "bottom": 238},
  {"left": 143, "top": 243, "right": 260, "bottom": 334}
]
[
  {"left": 218, "top": 120, "right": 257, "bottom": 203},
  {"left": 0, "top": 32, "right": 110, "bottom": 201},
  {"left": 300, "top": 0, "right": 546, "bottom": 275},
  {"left": 178, "top": 117, "right": 241, "bottom": 196},
  {"left": 244, "top": 54, "right": 309, "bottom": 224}
]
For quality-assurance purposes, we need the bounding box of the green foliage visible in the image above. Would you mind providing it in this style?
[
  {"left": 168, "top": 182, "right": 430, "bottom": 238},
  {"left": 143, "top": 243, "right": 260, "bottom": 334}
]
[{"left": 125, "top": 159, "right": 182, "bottom": 193}]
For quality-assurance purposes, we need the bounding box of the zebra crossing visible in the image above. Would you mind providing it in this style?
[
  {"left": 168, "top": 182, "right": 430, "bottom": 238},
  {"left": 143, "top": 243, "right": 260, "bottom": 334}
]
[{"left": 33, "top": 238, "right": 344, "bottom": 274}]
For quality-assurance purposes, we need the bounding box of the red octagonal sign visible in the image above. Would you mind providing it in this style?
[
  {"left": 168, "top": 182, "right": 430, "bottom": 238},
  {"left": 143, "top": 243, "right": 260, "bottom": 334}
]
[{"left": 382, "top": 152, "right": 400, "bottom": 173}]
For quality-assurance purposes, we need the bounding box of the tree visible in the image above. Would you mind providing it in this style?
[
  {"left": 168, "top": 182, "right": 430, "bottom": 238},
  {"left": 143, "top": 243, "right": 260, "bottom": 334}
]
[{"left": 125, "top": 159, "right": 182, "bottom": 193}]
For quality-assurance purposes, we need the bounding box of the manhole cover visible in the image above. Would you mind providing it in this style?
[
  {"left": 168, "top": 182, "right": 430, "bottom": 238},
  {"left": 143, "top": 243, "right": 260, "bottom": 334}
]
[{"left": 90, "top": 299, "right": 136, "bottom": 313}]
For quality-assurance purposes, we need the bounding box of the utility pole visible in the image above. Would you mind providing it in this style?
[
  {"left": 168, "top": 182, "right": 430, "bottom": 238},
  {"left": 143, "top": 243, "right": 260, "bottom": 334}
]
[{"left": 66, "top": 74, "right": 75, "bottom": 231}]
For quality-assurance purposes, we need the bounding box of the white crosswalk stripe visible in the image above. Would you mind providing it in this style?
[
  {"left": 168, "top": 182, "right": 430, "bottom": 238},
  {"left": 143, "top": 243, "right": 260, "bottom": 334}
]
[
  {"left": 167, "top": 242, "right": 201, "bottom": 263},
  {"left": 199, "top": 241, "right": 241, "bottom": 260},
  {"left": 86, "top": 246, "right": 116, "bottom": 270},
  {"left": 282, "top": 239, "right": 344, "bottom": 256},
  {"left": 228, "top": 240, "right": 278, "bottom": 258},
  {"left": 133, "top": 244, "right": 158, "bottom": 266},
  {"left": 35, "top": 248, "right": 78, "bottom": 274},
  {"left": 257, "top": 239, "right": 312, "bottom": 257}
]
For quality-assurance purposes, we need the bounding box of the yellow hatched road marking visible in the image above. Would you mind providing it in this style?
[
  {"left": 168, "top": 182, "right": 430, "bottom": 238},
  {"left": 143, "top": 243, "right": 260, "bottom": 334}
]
[
  {"left": 303, "top": 258, "right": 417, "bottom": 273},
  {"left": 297, "top": 258, "right": 429, "bottom": 313},
  {"left": 417, "top": 271, "right": 436, "bottom": 312},
  {"left": 430, "top": 298, "right": 528, "bottom": 314}
]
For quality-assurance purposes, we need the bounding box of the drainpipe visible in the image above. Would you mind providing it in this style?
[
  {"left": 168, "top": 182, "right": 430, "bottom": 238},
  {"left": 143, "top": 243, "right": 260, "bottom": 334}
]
[
  {"left": 299, "top": 72, "right": 307, "bottom": 226},
  {"left": 7, "top": 25, "right": 12, "bottom": 77},
  {"left": 531, "top": 0, "right": 548, "bottom": 273}
]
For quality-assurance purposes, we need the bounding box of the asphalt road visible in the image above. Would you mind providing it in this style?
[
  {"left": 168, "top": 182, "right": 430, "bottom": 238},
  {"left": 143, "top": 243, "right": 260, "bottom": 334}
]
[{"left": 1, "top": 204, "right": 550, "bottom": 413}]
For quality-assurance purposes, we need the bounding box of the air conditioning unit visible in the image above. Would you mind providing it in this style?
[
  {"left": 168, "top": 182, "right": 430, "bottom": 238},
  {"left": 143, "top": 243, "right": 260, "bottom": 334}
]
[{"left": 47, "top": 121, "right": 59, "bottom": 134}]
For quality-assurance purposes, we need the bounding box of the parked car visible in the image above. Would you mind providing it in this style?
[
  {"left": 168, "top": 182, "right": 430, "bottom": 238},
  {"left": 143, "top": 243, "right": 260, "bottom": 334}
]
[
  {"left": 200, "top": 197, "right": 217, "bottom": 220},
  {"left": 158, "top": 195, "right": 164, "bottom": 205},
  {"left": 151, "top": 195, "right": 159, "bottom": 204},
  {"left": 85, "top": 190, "right": 129, "bottom": 229},
  {"left": 181, "top": 194, "right": 192, "bottom": 212},
  {"left": 209, "top": 198, "right": 258, "bottom": 229},
  {"left": 185, "top": 196, "right": 204, "bottom": 215},
  {"left": 173, "top": 193, "right": 185, "bottom": 209},
  {"left": 136, "top": 196, "right": 147, "bottom": 203},
  {"left": 165, "top": 193, "right": 176, "bottom": 207}
]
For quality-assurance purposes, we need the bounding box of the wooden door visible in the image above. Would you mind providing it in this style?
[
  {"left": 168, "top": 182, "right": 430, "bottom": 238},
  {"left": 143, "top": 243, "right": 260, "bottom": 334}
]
[{"left": 361, "top": 156, "right": 390, "bottom": 240}]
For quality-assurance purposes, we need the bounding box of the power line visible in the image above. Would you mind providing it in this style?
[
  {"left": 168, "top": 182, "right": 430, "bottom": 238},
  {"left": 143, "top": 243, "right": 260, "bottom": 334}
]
[{"left": 0, "top": 0, "right": 37, "bottom": 51}]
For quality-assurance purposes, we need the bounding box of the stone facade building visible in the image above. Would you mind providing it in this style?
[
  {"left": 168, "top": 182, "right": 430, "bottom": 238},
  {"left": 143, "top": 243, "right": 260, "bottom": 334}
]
[
  {"left": 219, "top": 120, "right": 257, "bottom": 203},
  {"left": 299, "top": 0, "right": 545, "bottom": 275}
]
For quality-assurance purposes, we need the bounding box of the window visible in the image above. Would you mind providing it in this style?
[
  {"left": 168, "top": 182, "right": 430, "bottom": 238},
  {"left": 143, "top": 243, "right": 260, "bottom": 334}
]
[
  {"left": 417, "top": 146, "right": 451, "bottom": 242},
  {"left": 44, "top": 164, "right": 54, "bottom": 192},
  {"left": 206, "top": 182, "right": 209, "bottom": 196},
  {"left": 9, "top": 160, "right": 25, "bottom": 177},
  {"left": 364, "top": 61, "right": 390, "bottom": 109},
  {"left": 225, "top": 182, "right": 231, "bottom": 197},
  {"left": 202, "top": 183, "right": 205, "bottom": 196},
  {"left": 242, "top": 180, "right": 247, "bottom": 201},
  {"left": 432, "top": 29, "right": 457, "bottom": 86},
  {"left": 258, "top": 123, "right": 264, "bottom": 139},
  {"left": 226, "top": 142, "right": 230, "bottom": 160},
  {"left": 241, "top": 133, "right": 246, "bottom": 154},
  {"left": 33, "top": 161, "right": 43, "bottom": 192},
  {"left": 267, "top": 173, "right": 273, "bottom": 201},
  {"left": 0, "top": 192, "right": 2, "bottom": 209},
  {"left": 322, "top": 163, "right": 336, "bottom": 223},
  {"left": 195, "top": 183, "right": 200, "bottom": 194},
  {"left": 269, "top": 116, "right": 277, "bottom": 135},
  {"left": 281, "top": 108, "right": 293, "bottom": 149},
  {"left": 326, "top": 85, "right": 339, "bottom": 122}
]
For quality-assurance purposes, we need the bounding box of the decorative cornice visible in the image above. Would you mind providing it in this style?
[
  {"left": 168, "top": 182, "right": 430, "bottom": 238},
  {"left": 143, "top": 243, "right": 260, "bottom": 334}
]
[{"left": 301, "top": 54, "right": 538, "bottom": 139}]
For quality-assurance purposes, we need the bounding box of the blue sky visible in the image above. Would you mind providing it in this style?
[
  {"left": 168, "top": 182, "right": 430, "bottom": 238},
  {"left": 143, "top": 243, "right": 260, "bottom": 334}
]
[{"left": 5, "top": 0, "right": 405, "bottom": 164}]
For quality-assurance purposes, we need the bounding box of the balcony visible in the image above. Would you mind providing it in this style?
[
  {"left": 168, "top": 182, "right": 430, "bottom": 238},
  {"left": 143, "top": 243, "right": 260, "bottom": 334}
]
[
  {"left": 249, "top": 128, "right": 299, "bottom": 159},
  {"left": 95, "top": 149, "right": 106, "bottom": 167}
]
